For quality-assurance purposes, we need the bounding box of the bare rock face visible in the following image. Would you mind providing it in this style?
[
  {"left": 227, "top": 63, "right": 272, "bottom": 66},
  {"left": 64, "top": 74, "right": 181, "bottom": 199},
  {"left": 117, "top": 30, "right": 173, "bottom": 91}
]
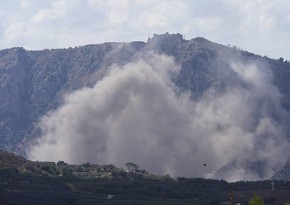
[
  {"left": 0, "top": 41, "right": 147, "bottom": 151},
  {"left": 0, "top": 33, "right": 290, "bottom": 161},
  {"left": 0, "top": 48, "right": 27, "bottom": 113}
]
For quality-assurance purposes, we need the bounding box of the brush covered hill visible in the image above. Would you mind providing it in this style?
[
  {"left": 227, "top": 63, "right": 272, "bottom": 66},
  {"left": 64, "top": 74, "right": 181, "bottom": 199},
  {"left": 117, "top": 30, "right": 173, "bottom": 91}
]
[
  {"left": 0, "top": 150, "right": 152, "bottom": 181},
  {"left": 0, "top": 150, "right": 290, "bottom": 205}
]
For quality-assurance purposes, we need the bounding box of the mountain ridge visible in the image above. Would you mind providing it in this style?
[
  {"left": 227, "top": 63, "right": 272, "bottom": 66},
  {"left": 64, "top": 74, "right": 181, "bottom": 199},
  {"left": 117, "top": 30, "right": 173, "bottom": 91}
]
[{"left": 1, "top": 33, "right": 290, "bottom": 180}]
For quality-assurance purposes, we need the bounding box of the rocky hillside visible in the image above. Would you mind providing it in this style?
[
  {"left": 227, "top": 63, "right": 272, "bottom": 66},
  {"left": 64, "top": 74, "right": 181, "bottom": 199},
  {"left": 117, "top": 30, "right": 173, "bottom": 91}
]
[
  {"left": 1, "top": 33, "right": 290, "bottom": 180},
  {"left": 0, "top": 41, "right": 145, "bottom": 151}
]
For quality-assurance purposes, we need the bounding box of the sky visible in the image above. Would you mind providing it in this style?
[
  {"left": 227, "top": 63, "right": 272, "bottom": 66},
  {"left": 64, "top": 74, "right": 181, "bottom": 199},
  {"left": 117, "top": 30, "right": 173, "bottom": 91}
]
[{"left": 0, "top": 0, "right": 290, "bottom": 60}]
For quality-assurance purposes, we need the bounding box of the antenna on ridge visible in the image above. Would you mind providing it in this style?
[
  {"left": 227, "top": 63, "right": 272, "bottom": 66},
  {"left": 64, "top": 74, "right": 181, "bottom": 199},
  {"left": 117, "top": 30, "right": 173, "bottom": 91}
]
[{"left": 271, "top": 181, "right": 275, "bottom": 191}]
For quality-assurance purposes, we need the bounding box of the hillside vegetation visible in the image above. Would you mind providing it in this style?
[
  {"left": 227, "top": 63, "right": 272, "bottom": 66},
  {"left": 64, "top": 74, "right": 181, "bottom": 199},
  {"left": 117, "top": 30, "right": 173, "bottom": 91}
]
[{"left": 0, "top": 150, "right": 289, "bottom": 205}]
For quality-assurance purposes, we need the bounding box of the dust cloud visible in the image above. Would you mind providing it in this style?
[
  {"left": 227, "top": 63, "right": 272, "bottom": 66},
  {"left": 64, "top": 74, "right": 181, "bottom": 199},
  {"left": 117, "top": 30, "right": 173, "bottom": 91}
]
[{"left": 27, "top": 52, "right": 290, "bottom": 181}]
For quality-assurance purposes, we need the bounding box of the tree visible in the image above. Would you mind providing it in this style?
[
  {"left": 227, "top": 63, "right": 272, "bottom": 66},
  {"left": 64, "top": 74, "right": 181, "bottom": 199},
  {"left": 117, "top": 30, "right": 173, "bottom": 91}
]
[
  {"left": 248, "top": 193, "right": 264, "bottom": 205},
  {"left": 125, "top": 162, "right": 139, "bottom": 172},
  {"left": 284, "top": 201, "right": 290, "bottom": 205},
  {"left": 57, "top": 161, "right": 67, "bottom": 166},
  {"left": 62, "top": 166, "right": 73, "bottom": 178}
]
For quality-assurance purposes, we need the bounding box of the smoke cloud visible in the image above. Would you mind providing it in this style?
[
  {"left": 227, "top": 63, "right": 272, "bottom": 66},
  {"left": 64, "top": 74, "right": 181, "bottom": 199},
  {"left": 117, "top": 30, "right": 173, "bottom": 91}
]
[{"left": 27, "top": 52, "right": 290, "bottom": 181}]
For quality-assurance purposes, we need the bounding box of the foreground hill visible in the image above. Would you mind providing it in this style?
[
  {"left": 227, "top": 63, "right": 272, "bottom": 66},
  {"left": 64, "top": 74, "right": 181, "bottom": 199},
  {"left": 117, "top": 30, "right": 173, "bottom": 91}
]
[{"left": 0, "top": 150, "right": 290, "bottom": 205}]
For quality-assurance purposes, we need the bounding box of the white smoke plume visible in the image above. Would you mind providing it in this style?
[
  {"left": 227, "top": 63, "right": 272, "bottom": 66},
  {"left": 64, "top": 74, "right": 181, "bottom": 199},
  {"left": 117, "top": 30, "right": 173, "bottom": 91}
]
[{"left": 27, "top": 52, "right": 290, "bottom": 181}]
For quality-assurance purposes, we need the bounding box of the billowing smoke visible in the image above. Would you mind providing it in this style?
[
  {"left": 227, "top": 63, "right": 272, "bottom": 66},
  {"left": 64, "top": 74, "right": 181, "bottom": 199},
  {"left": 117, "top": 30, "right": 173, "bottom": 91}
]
[{"left": 27, "top": 52, "right": 290, "bottom": 181}]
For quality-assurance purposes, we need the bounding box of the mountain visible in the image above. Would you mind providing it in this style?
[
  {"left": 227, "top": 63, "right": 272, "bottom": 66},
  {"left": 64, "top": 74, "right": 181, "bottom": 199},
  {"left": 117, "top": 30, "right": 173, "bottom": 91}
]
[{"left": 1, "top": 33, "right": 290, "bottom": 180}]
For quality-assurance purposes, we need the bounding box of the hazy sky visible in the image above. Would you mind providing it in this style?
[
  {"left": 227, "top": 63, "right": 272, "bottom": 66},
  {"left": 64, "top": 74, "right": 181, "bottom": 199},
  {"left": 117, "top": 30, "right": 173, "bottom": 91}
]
[{"left": 0, "top": 0, "right": 290, "bottom": 59}]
